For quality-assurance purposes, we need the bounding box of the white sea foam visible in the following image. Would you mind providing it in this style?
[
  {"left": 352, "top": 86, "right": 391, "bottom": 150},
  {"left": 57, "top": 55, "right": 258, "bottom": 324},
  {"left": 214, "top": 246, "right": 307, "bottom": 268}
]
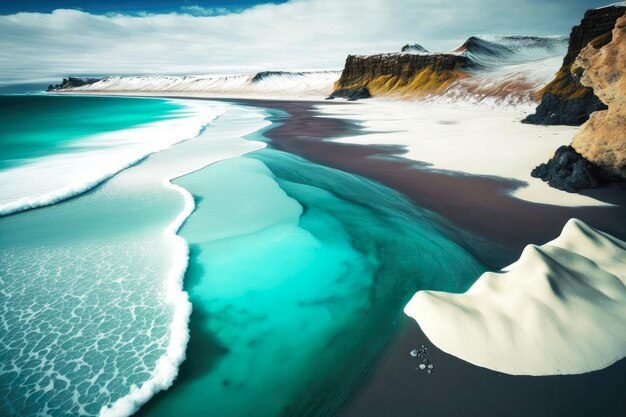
[
  {"left": 0, "top": 99, "right": 269, "bottom": 417},
  {"left": 99, "top": 182, "right": 194, "bottom": 417},
  {"left": 0, "top": 99, "right": 220, "bottom": 216},
  {"left": 404, "top": 218, "right": 626, "bottom": 376},
  {"left": 97, "top": 104, "right": 269, "bottom": 417}
]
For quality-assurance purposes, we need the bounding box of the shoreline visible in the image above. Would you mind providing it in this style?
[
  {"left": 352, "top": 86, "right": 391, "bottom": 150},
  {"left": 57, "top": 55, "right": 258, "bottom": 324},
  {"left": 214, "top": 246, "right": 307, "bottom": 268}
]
[
  {"left": 227, "top": 98, "right": 626, "bottom": 417},
  {"left": 47, "top": 92, "right": 625, "bottom": 416},
  {"left": 0, "top": 99, "right": 269, "bottom": 417},
  {"left": 131, "top": 102, "right": 486, "bottom": 417},
  {"left": 229, "top": 98, "right": 626, "bottom": 260},
  {"left": 343, "top": 316, "right": 626, "bottom": 417},
  {"left": 0, "top": 96, "right": 217, "bottom": 217},
  {"left": 84, "top": 92, "right": 624, "bottom": 259}
]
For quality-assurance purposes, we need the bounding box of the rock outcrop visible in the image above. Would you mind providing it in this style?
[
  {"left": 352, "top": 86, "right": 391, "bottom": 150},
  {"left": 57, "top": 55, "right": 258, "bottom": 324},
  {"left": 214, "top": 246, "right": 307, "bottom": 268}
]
[
  {"left": 401, "top": 43, "right": 429, "bottom": 54},
  {"left": 523, "top": 4, "right": 625, "bottom": 125},
  {"left": 48, "top": 77, "right": 100, "bottom": 91},
  {"left": 332, "top": 53, "right": 468, "bottom": 97},
  {"left": 329, "top": 87, "right": 371, "bottom": 101},
  {"left": 570, "top": 12, "right": 626, "bottom": 182},
  {"left": 531, "top": 146, "right": 607, "bottom": 192},
  {"left": 532, "top": 11, "right": 626, "bottom": 191}
]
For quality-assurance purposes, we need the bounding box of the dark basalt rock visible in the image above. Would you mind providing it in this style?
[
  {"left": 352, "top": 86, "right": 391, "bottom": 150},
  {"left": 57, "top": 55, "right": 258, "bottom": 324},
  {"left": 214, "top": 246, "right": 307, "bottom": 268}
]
[
  {"left": 47, "top": 77, "right": 101, "bottom": 91},
  {"left": 531, "top": 145, "right": 608, "bottom": 192},
  {"left": 331, "top": 87, "right": 372, "bottom": 101},
  {"left": 401, "top": 43, "right": 429, "bottom": 54},
  {"left": 523, "top": 5, "right": 625, "bottom": 126},
  {"left": 522, "top": 91, "right": 607, "bottom": 126}
]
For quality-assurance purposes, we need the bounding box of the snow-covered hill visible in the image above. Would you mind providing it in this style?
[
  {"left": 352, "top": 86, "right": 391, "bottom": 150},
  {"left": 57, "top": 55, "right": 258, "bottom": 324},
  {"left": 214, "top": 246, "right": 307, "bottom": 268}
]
[
  {"left": 64, "top": 71, "right": 340, "bottom": 97},
  {"left": 435, "top": 35, "right": 569, "bottom": 106}
]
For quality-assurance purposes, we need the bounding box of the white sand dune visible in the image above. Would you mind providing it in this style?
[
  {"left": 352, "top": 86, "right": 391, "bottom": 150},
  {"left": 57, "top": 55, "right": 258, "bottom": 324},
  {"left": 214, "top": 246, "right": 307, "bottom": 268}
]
[
  {"left": 404, "top": 218, "right": 626, "bottom": 376},
  {"left": 315, "top": 99, "right": 608, "bottom": 207}
]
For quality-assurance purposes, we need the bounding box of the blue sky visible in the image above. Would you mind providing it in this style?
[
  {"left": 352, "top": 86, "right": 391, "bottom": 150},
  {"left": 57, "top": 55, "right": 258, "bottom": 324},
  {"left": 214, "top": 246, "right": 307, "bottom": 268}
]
[
  {"left": 0, "top": 1, "right": 287, "bottom": 15},
  {"left": 0, "top": 0, "right": 620, "bottom": 85}
]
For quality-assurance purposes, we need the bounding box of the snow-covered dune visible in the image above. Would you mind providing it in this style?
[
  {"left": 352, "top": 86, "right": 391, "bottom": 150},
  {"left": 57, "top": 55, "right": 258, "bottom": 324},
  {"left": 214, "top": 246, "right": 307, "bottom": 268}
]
[
  {"left": 404, "top": 218, "right": 626, "bottom": 376},
  {"left": 68, "top": 71, "right": 340, "bottom": 96},
  {"left": 454, "top": 35, "right": 569, "bottom": 66},
  {"left": 436, "top": 35, "right": 569, "bottom": 105}
]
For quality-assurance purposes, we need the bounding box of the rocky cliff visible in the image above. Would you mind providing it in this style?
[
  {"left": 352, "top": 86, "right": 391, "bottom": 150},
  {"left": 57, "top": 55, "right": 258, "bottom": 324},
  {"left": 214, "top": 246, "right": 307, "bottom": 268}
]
[
  {"left": 523, "top": 4, "right": 625, "bottom": 125},
  {"left": 571, "top": 12, "right": 626, "bottom": 181},
  {"left": 332, "top": 35, "right": 567, "bottom": 103},
  {"left": 532, "top": 12, "right": 626, "bottom": 191},
  {"left": 48, "top": 77, "right": 100, "bottom": 91},
  {"left": 332, "top": 53, "right": 468, "bottom": 97}
]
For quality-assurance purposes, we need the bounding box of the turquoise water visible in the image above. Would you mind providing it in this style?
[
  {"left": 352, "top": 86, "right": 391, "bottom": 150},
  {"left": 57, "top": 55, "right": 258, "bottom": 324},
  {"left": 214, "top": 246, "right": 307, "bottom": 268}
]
[
  {"left": 0, "top": 96, "right": 235, "bottom": 417},
  {"left": 0, "top": 95, "right": 212, "bottom": 217},
  {"left": 136, "top": 143, "right": 485, "bottom": 417},
  {"left": 0, "top": 95, "right": 183, "bottom": 169},
  {"left": 0, "top": 98, "right": 487, "bottom": 417}
]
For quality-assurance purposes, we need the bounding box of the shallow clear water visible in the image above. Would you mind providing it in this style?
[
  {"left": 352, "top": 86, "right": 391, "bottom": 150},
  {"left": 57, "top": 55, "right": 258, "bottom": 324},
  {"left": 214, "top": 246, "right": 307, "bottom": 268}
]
[
  {"left": 1, "top": 97, "right": 486, "bottom": 417},
  {"left": 137, "top": 143, "right": 485, "bottom": 417},
  {"left": 0, "top": 155, "right": 183, "bottom": 417},
  {"left": 0, "top": 98, "right": 266, "bottom": 417}
]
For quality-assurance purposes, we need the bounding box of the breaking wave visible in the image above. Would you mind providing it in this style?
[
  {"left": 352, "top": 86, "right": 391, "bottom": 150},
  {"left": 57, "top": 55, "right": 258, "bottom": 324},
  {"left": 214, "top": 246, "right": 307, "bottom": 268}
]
[{"left": 0, "top": 100, "right": 221, "bottom": 216}]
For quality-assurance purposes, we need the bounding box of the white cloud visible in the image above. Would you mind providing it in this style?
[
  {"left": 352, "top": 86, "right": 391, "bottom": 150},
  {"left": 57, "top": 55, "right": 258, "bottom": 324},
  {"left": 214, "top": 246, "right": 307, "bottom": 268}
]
[
  {"left": 0, "top": 0, "right": 608, "bottom": 85},
  {"left": 179, "top": 5, "right": 236, "bottom": 16}
]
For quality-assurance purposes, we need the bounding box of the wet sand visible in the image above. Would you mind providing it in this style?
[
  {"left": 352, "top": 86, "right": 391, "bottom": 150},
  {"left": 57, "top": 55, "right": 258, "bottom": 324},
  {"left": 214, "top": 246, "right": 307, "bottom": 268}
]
[
  {"left": 130, "top": 95, "right": 625, "bottom": 417},
  {"left": 230, "top": 99, "right": 626, "bottom": 259},
  {"left": 341, "top": 316, "right": 626, "bottom": 417},
  {"left": 229, "top": 98, "right": 626, "bottom": 417}
]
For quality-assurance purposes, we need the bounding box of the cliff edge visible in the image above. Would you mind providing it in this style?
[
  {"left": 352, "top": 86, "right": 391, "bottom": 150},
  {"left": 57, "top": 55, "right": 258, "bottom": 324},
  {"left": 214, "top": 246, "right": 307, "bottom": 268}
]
[
  {"left": 571, "top": 13, "right": 626, "bottom": 181},
  {"left": 532, "top": 11, "right": 626, "bottom": 191},
  {"left": 523, "top": 4, "right": 625, "bottom": 125},
  {"left": 332, "top": 53, "right": 468, "bottom": 98},
  {"left": 48, "top": 77, "right": 100, "bottom": 91}
]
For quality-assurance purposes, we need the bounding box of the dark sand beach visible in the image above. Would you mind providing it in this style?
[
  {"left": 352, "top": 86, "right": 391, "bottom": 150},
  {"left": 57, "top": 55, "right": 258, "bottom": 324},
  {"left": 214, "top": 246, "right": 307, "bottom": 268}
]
[
  {"left": 232, "top": 98, "right": 626, "bottom": 417},
  {"left": 235, "top": 99, "right": 626, "bottom": 257},
  {"left": 133, "top": 95, "right": 625, "bottom": 417}
]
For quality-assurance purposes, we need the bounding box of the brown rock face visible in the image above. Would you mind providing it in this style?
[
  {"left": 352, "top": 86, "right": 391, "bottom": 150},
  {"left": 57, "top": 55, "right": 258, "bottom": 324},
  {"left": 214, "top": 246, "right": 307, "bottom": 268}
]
[
  {"left": 571, "top": 13, "right": 626, "bottom": 181},
  {"left": 523, "top": 4, "right": 625, "bottom": 125},
  {"left": 333, "top": 35, "right": 567, "bottom": 102},
  {"left": 333, "top": 53, "right": 468, "bottom": 97}
]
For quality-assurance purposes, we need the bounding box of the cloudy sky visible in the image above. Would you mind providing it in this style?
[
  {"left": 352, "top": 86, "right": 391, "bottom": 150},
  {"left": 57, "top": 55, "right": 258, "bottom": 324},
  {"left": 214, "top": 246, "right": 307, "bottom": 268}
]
[{"left": 0, "top": 0, "right": 616, "bottom": 85}]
